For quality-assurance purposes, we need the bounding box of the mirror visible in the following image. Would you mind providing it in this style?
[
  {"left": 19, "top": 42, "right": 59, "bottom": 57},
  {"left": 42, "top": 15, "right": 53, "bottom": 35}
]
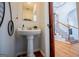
[
  {"left": 0, "top": 2, "right": 5, "bottom": 27},
  {"left": 22, "top": 2, "right": 37, "bottom": 21}
]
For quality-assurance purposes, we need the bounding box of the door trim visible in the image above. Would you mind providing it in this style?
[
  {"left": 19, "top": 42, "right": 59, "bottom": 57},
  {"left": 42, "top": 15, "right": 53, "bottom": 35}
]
[{"left": 49, "top": 2, "right": 55, "bottom": 57}]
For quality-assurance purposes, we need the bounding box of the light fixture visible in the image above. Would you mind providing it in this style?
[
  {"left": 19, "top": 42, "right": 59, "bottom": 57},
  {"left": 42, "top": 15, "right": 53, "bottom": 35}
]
[
  {"left": 33, "top": 3, "right": 36, "bottom": 14},
  {"left": 27, "top": 2, "right": 32, "bottom": 4},
  {"left": 33, "top": 15, "right": 37, "bottom": 22}
]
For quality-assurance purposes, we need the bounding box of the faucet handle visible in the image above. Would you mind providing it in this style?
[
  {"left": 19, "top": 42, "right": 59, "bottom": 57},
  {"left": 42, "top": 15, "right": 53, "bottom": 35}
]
[{"left": 33, "top": 26, "right": 38, "bottom": 29}]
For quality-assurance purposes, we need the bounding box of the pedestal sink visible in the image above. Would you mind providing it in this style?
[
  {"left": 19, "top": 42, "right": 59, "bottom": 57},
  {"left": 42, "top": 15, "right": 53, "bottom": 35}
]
[{"left": 17, "top": 28, "right": 41, "bottom": 57}]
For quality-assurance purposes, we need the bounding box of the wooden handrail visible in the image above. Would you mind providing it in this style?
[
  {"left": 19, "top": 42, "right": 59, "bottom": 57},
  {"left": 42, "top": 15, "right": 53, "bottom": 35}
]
[
  {"left": 57, "top": 21, "right": 78, "bottom": 29},
  {"left": 69, "top": 25, "right": 78, "bottom": 29},
  {"left": 57, "top": 21, "right": 68, "bottom": 28}
]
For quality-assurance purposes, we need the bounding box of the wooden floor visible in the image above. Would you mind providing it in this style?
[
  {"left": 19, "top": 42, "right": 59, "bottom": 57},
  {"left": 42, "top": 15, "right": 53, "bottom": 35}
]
[{"left": 55, "top": 40, "right": 79, "bottom": 57}]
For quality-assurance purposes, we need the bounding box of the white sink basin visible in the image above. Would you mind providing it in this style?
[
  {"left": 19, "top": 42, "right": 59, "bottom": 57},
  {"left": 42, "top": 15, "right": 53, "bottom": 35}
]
[
  {"left": 17, "top": 28, "right": 41, "bottom": 36},
  {"left": 16, "top": 27, "right": 41, "bottom": 57}
]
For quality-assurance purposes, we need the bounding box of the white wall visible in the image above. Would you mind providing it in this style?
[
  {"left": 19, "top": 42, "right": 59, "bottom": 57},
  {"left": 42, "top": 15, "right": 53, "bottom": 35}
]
[
  {"left": 44, "top": 3, "right": 50, "bottom": 57},
  {"left": 3, "top": 2, "right": 50, "bottom": 57},
  {"left": 38, "top": 2, "right": 50, "bottom": 57},
  {"left": 0, "top": 3, "right": 15, "bottom": 57},
  {"left": 15, "top": 2, "right": 41, "bottom": 55},
  {"left": 15, "top": 2, "right": 50, "bottom": 57}
]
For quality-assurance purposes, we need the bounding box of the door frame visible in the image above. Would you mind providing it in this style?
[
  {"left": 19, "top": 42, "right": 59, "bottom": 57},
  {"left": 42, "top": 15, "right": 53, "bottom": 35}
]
[{"left": 49, "top": 2, "right": 55, "bottom": 57}]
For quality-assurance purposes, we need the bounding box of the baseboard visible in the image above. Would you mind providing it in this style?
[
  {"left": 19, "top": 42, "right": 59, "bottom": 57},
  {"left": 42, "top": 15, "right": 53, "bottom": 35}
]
[
  {"left": 34, "top": 49, "right": 40, "bottom": 52},
  {"left": 16, "top": 49, "right": 44, "bottom": 57},
  {"left": 34, "top": 49, "right": 45, "bottom": 57},
  {"left": 40, "top": 50, "right": 45, "bottom": 57},
  {"left": 16, "top": 51, "right": 27, "bottom": 57}
]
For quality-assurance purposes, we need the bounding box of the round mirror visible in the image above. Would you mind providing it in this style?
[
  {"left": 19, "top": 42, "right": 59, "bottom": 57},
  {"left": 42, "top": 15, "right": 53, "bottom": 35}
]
[{"left": 0, "top": 2, "right": 5, "bottom": 27}]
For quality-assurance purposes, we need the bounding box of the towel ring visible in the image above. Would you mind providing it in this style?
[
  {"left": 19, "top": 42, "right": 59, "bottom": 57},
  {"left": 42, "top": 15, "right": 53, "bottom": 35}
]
[{"left": 8, "top": 2, "right": 14, "bottom": 36}]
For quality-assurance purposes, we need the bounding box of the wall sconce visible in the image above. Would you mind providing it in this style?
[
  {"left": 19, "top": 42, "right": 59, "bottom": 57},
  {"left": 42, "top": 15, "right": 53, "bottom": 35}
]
[{"left": 33, "top": 15, "right": 37, "bottom": 22}]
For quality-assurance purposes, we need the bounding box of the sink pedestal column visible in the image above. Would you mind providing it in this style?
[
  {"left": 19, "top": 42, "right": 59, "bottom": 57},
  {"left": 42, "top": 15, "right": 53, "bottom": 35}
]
[{"left": 27, "top": 35, "right": 35, "bottom": 57}]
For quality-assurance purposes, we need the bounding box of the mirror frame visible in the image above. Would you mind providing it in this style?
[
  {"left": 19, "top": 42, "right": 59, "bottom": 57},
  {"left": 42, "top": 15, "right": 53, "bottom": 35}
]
[{"left": 0, "top": 2, "right": 5, "bottom": 27}]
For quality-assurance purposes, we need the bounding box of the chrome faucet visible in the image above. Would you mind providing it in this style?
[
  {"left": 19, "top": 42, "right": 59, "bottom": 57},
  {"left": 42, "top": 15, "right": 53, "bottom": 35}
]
[{"left": 22, "top": 24, "right": 24, "bottom": 30}]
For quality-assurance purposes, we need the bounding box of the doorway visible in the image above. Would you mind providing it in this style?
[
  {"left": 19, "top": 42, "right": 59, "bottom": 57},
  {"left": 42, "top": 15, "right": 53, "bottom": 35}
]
[
  {"left": 49, "top": 2, "right": 79, "bottom": 57},
  {"left": 53, "top": 2, "right": 78, "bottom": 44}
]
